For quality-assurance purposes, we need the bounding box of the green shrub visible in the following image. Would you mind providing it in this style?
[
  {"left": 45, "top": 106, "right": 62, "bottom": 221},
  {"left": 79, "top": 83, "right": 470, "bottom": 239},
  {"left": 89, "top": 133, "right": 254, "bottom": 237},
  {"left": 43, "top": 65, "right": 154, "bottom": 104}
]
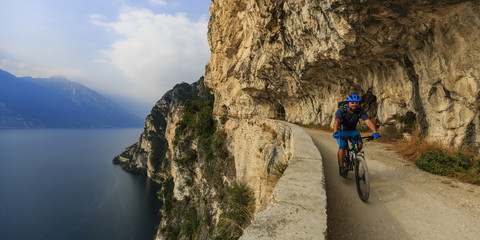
[
  {"left": 180, "top": 207, "right": 200, "bottom": 238},
  {"left": 175, "top": 99, "right": 215, "bottom": 140},
  {"left": 176, "top": 149, "right": 198, "bottom": 166},
  {"left": 220, "top": 114, "right": 229, "bottom": 124},
  {"left": 415, "top": 149, "right": 480, "bottom": 184},
  {"left": 213, "top": 131, "right": 229, "bottom": 159},
  {"left": 148, "top": 133, "right": 169, "bottom": 172},
  {"left": 216, "top": 182, "right": 255, "bottom": 239},
  {"left": 194, "top": 104, "right": 215, "bottom": 137},
  {"left": 150, "top": 106, "right": 167, "bottom": 130},
  {"left": 161, "top": 176, "right": 175, "bottom": 214}
]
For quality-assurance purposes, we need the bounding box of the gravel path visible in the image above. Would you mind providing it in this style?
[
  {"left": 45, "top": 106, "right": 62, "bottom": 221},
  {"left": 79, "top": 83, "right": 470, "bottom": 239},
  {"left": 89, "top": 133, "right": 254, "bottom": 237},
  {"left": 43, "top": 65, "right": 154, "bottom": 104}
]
[{"left": 304, "top": 128, "right": 480, "bottom": 240}]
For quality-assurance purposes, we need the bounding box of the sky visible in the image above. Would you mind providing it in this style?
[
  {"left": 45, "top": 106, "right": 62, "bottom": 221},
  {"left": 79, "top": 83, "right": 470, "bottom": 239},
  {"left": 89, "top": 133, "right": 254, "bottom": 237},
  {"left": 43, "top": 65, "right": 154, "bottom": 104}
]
[{"left": 0, "top": 0, "right": 212, "bottom": 117}]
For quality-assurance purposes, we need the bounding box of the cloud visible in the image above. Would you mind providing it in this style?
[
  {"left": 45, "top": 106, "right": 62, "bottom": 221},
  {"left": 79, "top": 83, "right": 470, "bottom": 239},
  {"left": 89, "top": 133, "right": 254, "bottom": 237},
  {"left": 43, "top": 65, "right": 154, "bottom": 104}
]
[
  {"left": 89, "top": 14, "right": 107, "bottom": 26},
  {"left": 149, "top": 0, "right": 167, "bottom": 6},
  {"left": 93, "top": 59, "right": 108, "bottom": 64},
  {"left": 93, "top": 7, "right": 210, "bottom": 103},
  {"left": 0, "top": 59, "right": 87, "bottom": 79}
]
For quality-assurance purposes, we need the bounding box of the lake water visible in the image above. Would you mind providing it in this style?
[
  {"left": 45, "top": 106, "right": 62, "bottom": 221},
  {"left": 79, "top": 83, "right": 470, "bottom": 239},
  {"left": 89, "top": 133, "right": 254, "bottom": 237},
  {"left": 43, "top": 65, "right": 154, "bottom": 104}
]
[{"left": 0, "top": 129, "right": 162, "bottom": 240}]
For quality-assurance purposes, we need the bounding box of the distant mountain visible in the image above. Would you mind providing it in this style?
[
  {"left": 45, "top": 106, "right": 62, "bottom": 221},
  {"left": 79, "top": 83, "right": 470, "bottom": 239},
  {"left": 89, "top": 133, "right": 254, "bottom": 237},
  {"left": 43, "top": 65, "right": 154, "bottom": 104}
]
[{"left": 0, "top": 69, "right": 143, "bottom": 128}]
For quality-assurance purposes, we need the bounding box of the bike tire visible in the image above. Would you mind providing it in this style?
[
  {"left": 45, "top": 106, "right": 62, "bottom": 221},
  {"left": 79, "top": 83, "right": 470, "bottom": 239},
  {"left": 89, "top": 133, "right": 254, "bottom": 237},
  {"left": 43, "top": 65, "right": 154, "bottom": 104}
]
[{"left": 355, "top": 155, "right": 370, "bottom": 202}]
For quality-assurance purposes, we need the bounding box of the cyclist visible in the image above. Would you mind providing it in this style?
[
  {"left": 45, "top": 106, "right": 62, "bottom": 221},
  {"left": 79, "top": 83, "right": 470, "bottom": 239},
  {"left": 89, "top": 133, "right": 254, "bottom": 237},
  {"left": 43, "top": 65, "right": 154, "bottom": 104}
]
[{"left": 333, "top": 94, "right": 381, "bottom": 177}]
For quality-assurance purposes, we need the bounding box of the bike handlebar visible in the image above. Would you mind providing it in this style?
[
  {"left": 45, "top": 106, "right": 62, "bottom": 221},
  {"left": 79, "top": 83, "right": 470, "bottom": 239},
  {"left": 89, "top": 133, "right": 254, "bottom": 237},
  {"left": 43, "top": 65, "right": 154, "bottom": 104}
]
[{"left": 339, "top": 135, "right": 375, "bottom": 141}]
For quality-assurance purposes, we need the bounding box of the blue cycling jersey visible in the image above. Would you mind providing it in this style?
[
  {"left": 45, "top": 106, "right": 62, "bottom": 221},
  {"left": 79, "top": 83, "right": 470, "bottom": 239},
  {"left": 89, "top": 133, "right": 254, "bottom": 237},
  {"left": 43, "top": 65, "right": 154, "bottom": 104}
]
[{"left": 335, "top": 107, "right": 369, "bottom": 131}]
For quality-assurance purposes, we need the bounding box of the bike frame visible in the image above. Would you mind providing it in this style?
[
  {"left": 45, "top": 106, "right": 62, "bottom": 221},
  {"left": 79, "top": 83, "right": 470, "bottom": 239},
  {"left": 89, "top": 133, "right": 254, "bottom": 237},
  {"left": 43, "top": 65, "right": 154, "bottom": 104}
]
[
  {"left": 342, "top": 135, "right": 372, "bottom": 169},
  {"left": 345, "top": 142, "right": 359, "bottom": 171},
  {"left": 339, "top": 135, "right": 374, "bottom": 202}
]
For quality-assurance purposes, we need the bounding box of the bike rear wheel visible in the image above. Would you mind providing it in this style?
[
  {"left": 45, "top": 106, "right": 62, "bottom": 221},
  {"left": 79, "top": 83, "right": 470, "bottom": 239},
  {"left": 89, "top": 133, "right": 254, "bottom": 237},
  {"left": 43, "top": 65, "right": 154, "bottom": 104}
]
[{"left": 355, "top": 155, "right": 370, "bottom": 202}]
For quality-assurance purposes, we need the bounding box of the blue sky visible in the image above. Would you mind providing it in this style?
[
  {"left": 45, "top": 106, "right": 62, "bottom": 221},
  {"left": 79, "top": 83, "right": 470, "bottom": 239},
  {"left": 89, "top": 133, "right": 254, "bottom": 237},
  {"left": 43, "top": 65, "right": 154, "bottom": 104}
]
[{"left": 0, "top": 0, "right": 212, "bottom": 116}]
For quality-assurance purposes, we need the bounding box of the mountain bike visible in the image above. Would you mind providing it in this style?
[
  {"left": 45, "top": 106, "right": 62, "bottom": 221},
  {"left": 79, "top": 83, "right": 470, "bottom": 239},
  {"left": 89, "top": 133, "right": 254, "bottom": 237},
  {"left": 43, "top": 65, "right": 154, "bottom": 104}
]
[{"left": 339, "top": 135, "right": 375, "bottom": 202}]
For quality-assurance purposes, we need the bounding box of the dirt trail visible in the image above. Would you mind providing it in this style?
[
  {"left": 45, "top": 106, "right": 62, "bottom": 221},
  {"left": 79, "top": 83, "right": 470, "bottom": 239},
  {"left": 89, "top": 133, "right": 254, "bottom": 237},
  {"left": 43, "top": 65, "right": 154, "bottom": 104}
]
[{"left": 303, "top": 128, "right": 480, "bottom": 240}]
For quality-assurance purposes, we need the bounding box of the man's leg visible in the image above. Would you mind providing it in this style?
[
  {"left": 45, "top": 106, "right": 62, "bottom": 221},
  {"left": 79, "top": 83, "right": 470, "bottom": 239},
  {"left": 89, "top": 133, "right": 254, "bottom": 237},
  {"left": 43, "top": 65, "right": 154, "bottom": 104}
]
[
  {"left": 358, "top": 142, "right": 363, "bottom": 151},
  {"left": 338, "top": 148, "right": 346, "bottom": 167},
  {"left": 337, "top": 147, "right": 348, "bottom": 177},
  {"left": 337, "top": 133, "right": 349, "bottom": 177}
]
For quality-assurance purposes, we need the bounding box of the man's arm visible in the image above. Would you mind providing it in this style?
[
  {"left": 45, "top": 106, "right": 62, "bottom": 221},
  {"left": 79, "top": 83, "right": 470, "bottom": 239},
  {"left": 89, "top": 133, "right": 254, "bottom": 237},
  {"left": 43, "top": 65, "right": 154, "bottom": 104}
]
[
  {"left": 333, "top": 118, "right": 341, "bottom": 133},
  {"left": 364, "top": 118, "right": 378, "bottom": 133}
]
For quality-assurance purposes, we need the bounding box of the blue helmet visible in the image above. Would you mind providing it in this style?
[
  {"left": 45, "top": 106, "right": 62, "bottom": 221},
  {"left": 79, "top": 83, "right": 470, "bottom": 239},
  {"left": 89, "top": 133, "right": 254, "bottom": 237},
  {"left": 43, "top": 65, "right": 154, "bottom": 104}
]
[{"left": 346, "top": 94, "right": 360, "bottom": 102}]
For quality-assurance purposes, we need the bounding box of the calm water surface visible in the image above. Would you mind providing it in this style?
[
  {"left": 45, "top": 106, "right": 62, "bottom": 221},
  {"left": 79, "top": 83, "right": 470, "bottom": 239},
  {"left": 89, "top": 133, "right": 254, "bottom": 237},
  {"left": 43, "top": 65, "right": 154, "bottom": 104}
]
[{"left": 0, "top": 129, "right": 161, "bottom": 240}]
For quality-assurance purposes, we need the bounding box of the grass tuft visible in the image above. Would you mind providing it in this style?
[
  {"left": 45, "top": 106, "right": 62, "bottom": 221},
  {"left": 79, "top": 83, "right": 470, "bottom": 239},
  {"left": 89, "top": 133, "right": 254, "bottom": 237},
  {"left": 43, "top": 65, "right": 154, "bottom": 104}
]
[{"left": 216, "top": 182, "right": 255, "bottom": 239}]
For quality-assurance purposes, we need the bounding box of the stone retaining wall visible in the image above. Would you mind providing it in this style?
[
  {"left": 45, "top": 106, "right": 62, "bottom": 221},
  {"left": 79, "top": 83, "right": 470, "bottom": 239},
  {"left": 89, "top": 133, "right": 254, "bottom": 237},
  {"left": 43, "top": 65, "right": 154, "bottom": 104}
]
[{"left": 240, "top": 122, "right": 327, "bottom": 239}]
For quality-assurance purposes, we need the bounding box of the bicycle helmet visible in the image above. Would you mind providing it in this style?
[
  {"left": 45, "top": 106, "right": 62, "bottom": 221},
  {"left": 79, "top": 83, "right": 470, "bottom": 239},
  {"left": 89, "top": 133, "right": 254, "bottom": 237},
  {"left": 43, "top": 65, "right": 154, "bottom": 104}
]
[{"left": 346, "top": 94, "right": 360, "bottom": 102}]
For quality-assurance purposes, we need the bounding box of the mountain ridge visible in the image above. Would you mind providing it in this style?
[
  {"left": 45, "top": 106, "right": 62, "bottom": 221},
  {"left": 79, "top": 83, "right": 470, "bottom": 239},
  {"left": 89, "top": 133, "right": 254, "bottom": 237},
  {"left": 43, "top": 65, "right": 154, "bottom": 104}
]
[{"left": 0, "top": 69, "right": 143, "bottom": 128}]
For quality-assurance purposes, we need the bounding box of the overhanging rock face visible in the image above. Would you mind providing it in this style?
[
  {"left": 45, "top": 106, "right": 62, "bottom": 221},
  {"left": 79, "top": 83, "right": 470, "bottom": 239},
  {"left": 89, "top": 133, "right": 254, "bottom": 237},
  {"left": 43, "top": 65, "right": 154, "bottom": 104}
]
[{"left": 205, "top": 0, "right": 480, "bottom": 149}]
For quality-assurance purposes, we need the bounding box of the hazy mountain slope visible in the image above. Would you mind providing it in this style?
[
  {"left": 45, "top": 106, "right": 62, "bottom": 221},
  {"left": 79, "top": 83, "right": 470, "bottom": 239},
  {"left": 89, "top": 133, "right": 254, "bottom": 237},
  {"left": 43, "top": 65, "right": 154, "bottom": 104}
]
[{"left": 0, "top": 69, "right": 143, "bottom": 128}]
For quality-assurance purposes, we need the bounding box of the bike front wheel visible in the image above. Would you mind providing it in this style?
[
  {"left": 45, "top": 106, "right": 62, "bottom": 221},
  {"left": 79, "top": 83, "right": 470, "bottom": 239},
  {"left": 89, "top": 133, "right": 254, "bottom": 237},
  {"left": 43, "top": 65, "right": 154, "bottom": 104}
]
[{"left": 355, "top": 155, "right": 370, "bottom": 202}]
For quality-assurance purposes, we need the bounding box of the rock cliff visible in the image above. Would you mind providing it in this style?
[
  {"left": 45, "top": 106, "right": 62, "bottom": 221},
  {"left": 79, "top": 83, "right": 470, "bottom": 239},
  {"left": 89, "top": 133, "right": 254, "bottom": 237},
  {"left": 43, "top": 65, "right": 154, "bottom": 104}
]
[
  {"left": 114, "top": 78, "right": 211, "bottom": 178},
  {"left": 205, "top": 0, "right": 480, "bottom": 149},
  {"left": 114, "top": 77, "right": 293, "bottom": 239}
]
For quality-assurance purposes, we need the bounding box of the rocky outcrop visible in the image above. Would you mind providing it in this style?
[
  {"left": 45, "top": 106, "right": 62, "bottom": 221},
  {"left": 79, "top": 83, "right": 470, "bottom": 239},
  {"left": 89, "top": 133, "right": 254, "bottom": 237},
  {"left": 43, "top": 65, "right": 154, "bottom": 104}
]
[
  {"left": 205, "top": 0, "right": 480, "bottom": 149},
  {"left": 114, "top": 78, "right": 211, "bottom": 178},
  {"left": 115, "top": 78, "right": 295, "bottom": 239}
]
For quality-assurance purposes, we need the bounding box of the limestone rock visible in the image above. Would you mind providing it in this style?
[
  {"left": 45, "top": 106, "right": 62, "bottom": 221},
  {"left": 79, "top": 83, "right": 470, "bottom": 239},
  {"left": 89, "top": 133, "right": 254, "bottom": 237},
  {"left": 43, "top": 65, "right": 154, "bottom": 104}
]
[
  {"left": 115, "top": 77, "right": 210, "bottom": 179},
  {"left": 225, "top": 118, "right": 294, "bottom": 211},
  {"left": 205, "top": 0, "right": 480, "bottom": 149}
]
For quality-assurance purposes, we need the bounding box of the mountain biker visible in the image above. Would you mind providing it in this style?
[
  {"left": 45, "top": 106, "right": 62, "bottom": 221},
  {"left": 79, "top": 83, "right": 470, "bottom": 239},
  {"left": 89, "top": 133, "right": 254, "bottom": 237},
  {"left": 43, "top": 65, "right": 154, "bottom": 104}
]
[{"left": 333, "top": 94, "right": 381, "bottom": 177}]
